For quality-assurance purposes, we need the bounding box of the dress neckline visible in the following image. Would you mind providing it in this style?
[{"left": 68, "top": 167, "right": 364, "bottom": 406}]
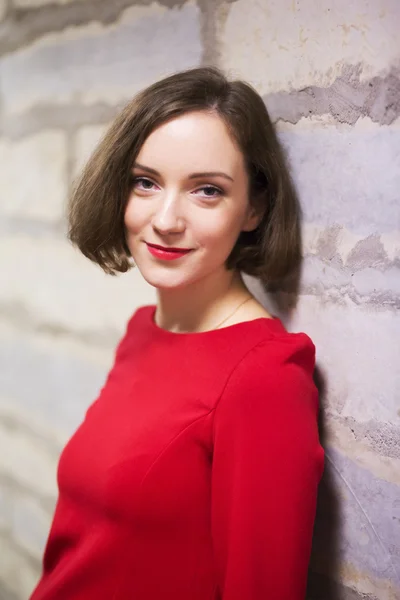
[{"left": 146, "top": 305, "right": 285, "bottom": 338}]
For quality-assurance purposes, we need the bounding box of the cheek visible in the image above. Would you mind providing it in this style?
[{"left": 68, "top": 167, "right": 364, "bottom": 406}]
[
  {"left": 195, "top": 210, "right": 244, "bottom": 246},
  {"left": 192, "top": 224, "right": 241, "bottom": 266},
  {"left": 124, "top": 198, "right": 144, "bottom": 233}
]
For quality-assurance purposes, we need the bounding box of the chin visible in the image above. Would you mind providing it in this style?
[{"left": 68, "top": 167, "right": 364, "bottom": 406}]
[{"left": 138, "top": 268, "right": 196, "bottom": 291}]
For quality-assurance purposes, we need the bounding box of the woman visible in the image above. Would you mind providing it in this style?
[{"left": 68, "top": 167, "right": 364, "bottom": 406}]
[{"left": 31, "top": 66, "right": 325, "bottom": 600}]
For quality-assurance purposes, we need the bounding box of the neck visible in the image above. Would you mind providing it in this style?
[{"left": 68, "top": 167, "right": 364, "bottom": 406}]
[{"left": 154, "top": 268, "right": 250, "bottom": 333}]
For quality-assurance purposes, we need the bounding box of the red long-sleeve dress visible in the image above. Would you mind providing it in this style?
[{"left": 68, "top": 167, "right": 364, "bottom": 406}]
[{"left": 30, "top": 304, "right": 324, "bottom": 600}]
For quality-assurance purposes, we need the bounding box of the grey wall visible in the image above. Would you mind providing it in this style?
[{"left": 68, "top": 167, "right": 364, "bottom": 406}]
[{"left": 0, "top": 1, "right": 399, "bottom": 598}]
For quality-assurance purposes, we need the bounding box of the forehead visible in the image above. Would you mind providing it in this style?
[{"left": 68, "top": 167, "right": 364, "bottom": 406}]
[{"left": 136, "top": 111, "right": 246, "bottom": 175}]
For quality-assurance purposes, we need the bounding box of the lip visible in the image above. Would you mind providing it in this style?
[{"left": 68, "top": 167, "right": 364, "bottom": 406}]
[
  {"left": 145, "top": 242, "right": 192, "bottom": 261},
  {"left": 147, "top": 242, "right": 192, "bottom": 252}
]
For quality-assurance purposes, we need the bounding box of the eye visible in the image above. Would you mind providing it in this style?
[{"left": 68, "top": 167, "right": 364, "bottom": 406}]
[
  {"left": 193, "top": 185, "right": 223, "bottom": 199},
  {"left": 131, "top": 177, "right": 157, "bottom": 191}
]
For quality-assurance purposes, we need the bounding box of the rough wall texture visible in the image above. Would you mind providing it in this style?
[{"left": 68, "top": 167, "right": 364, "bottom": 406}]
[{"left": 0, "top": 0, "right": 399, "bottom": 598}]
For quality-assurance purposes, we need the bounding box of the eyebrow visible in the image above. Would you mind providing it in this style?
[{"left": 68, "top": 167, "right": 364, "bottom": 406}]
[{"left": 133, "top": 162, "right": 234, "bottom": 182}]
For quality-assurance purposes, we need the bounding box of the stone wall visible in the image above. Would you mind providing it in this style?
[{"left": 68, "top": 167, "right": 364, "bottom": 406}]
[{"left": 0, "top": 1, "right": 399, "bottom": 598}]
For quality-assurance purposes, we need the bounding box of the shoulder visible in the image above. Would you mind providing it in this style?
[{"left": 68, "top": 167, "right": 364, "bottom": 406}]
[
  {"left": 125, "top": 304, "right": 153, "bottom": 331},
  {"left": 216, "top": 329, "right": 318, "bottom": 420},
  {"left": 231, "top": 327, "right": 316, "bottom": 384},
  {"left": 111, "top": 305, "right": 153, "bottom": 360},
  {"left": 119, "top": 304, "right": 155, "bottom": 342}
]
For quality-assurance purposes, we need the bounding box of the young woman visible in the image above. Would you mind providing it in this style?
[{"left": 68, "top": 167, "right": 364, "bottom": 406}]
[{"left": 31, "top": 66, "right": 325, "bottom": 600}]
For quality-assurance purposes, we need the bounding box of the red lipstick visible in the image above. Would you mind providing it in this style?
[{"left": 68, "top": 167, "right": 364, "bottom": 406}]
[{"left": 145, "top": 242, "right": 192, "bottom": 261}]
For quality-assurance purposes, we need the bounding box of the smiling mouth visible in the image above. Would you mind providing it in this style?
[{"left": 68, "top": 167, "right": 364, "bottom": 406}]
[{"left": 146, "top": 242, "right": 192, "bottom": 253}]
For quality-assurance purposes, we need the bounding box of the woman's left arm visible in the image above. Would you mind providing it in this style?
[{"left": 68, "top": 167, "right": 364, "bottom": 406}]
[{"left": 211, "top": 335, "right": 325, "bottom": 600}]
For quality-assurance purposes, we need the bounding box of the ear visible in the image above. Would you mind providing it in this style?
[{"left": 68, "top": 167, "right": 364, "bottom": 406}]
[{"left": 242, "top": 201, "right": 265, "bottom": 232}]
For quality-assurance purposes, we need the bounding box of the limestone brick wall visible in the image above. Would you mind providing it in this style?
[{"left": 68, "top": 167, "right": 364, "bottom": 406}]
[{"left": 0, "top": 1, "right": 399, "bottom": 599}]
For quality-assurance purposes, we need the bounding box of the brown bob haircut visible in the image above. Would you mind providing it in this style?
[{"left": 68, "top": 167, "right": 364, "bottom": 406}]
[{"left": 69, "top": 66, "right": 301, "bottom": 284}]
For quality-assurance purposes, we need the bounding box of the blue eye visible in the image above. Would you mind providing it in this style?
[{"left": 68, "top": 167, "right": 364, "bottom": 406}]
[
  {"left": 196, "top": 186, "right": 222, "bottom": 198},
  {"left": 130, "top": 177, "right": 222, "bottom": 199},
  {"left": 132, "top": 177, "right": 155, "bottom": 190}
]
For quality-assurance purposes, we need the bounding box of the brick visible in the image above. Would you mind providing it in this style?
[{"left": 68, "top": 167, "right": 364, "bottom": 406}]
[
  {"left": 299, "top": 256, "right": 399, "bottom": 310},
  {"left": 0, "top": 485, "right": 13, "bottom": 533},
  {"left": 0, "top": 2, "right": 202, "bottom": 115},
  {"left": 324, "top": 414, "right": 400, "bottom": 485},
  {"left": 0, "top": 412, "right": 59, "bottom": 498},
  {"left": 312, "top": 448, "right": 400, "bottom": 598},
  {"left": 0, "top": 235, "right": 155, "bottom": 339},
  {"left": 0, "top": 323, "right": 117, "bottom": 435},
  {"left": 0, "top": 537, "right": 40, "bottom": 598},
  {"left": 277, "top": 125, "right": 400, "bottom": 234},
  {"left": 0, "top": 0, "right": 6, "bottom": 21},
  {"left": 302, "top": 222, "right": 400, "bottom": 267},
  {"left": 14, "top": 0, "right": 84, "bottom": 6},
  {"left": 219, "top": 0, "right": 400, "bottom": 93},
  {"left": 285, "top": 294, "right": 400, "bottom": 424},
  {"left": 12, "top": 494, "right": 51, "bottom": 557},
  {"left": 73, "top": 123, "right": 109, "bottom": 179},
  {"left": 0, "top": 131, "right": 67, "bottom": 222},
  {"left": 0, "top": 580, "right": 19, "bottom": 600}
]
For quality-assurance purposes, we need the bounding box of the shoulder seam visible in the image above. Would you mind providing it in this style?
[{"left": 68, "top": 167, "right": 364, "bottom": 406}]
[{"left": 213, "top": 335, "right": 275, "bottom": 414}]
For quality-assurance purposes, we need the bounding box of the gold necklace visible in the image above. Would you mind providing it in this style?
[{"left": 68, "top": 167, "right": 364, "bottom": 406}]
[{"left": 213, "top": 295, "right": 253, "bottom": 330}]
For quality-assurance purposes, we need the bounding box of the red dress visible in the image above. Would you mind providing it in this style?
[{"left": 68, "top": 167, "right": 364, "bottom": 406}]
[{"left": 30, "top": 305, "right": 324, "bottom": 600}]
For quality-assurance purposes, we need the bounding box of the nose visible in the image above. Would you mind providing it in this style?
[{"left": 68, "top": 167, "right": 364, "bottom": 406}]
[{"left": 151, "top": 192, "right": 185, "bottom": 235}]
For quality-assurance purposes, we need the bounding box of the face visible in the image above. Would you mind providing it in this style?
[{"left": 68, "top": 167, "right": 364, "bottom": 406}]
[{"left": 124, "top": 111, "right": 261, "bottom": 290}]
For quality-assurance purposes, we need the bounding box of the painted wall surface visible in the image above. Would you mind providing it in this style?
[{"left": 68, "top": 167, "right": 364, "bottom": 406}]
[{"left": 0, "top": 1, "right": 399, "bottom": 598}]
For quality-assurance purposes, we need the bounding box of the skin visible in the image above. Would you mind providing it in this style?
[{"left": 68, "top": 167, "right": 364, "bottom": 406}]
[{"left": 124, "top": 110, "right": 272, "bottom": 333}]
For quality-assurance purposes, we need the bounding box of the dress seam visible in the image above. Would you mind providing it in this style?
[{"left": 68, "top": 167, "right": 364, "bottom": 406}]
[
  {"left": 138, "top": 332, "right": 288, "bottom": 487},
  {"left": 139, "top": 408, "right": 216, "bottom": 489}
]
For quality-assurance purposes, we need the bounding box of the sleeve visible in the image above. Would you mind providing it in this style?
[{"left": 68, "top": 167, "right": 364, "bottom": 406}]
[{"left": 211, "top": 334, "right": 325, "bottom": 600}]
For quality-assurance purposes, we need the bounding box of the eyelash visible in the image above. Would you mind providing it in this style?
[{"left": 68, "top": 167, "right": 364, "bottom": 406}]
[{"left": 131, "top": 177, "right": 223, "bottom": 199}]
